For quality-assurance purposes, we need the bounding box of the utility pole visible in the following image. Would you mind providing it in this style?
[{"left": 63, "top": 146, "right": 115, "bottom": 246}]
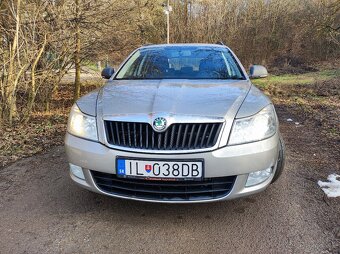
[
  {"left": 167, "top": 0, "right": 170, "bottom": 44},
  {"left": 163, "top": 1, "right": 172, "bottom": 44}
]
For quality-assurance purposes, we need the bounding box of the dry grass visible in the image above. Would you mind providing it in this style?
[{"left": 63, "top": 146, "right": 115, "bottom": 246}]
[
  {"left": 252, "top": 69, "right": 340, "bottom": 88},
  {"left": 255, "top": 72, "right": 340, "bottom": 142}
]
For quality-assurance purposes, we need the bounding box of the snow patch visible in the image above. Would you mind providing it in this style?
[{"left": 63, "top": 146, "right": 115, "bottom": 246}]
[
  {"left": 318, "top": 174, "right": 340, "bottom": 198},
  {"left": 286, "top": 118, "right": 293, "bottom": 122}
]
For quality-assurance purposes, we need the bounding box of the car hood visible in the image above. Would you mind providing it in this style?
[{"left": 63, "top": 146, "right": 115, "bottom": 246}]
[{"left": 98, "top": 79, "right": 251, "bottom": 119}]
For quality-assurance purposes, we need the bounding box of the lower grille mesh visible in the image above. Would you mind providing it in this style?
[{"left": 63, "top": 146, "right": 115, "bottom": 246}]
[{"left": 91, "top": 170, "right": 236, "bottom": 201}]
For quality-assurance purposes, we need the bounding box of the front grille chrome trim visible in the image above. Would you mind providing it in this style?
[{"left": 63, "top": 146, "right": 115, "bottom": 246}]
[{"left": 104, "top": 121, "right": 224, "bottom": 152}]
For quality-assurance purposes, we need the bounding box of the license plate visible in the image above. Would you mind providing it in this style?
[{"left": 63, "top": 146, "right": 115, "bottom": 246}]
[{"left": 116, "top": 158, "right": 203, "bottom": 180}]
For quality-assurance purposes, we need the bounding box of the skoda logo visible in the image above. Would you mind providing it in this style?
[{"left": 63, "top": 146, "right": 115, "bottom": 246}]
[{"left": 153, "top": 117, "right": 167, "bottom": 132}]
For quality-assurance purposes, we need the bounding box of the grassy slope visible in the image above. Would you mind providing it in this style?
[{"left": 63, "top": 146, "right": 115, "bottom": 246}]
[
  {"left": 252, "top": 69, "right": 340, "bottom": 88},
  {"left": 253, "top": 69, "right": 339, "bottom": 142}
]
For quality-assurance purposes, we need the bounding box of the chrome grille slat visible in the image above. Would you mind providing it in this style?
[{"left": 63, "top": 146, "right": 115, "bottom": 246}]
[
  {"left": 127, "top": 123, "right": 131, "bottom": 147},
  {"left": 121, "top": 122, "right": 126, "bottom": 146},
  {"left": 181, "top": 124, "right": 189, "bottom": 148},
  {"left": 187, "top": 124, "right": 196, "bottom": 149},
  {"left": 104, "top": 121, "right": 223, "bottom": 151},
  {"left": 175, "top": 124, "right": 182, "bottom": 149},
  {"left": 145, "top": 124, "right": 149, "bottom": 149},
  {"left": 213, "top": 124, "right": 223, "bottom": 145},
  {"left": 170, "top": 124, "right": 176, "bottom": 148},
  {"left": 164, "top": 129, "right": 169, "bottom": 149},
  {"left": 200, "top": 124, "right": 209, "bottom": 148},
  {"left": 206, "top": 124, "right": 215, "bottom": 146},
  {"left": 157, "top": 133, "right": 162, "bottom": 149},
  {"left": 115, "top": 122, "right": 120, "bottom": 145},
  {"left": 139, "top": 124, "right": 143, "bottom": 148},
  {"left": 133, "top": 123, "right": 137, "bottom": 147},
  {"left": 194, "top": 124, "right": 202, "bottom": 148},
  {"left": 151, "top": 130, "right": 155, "bottom": 149}
]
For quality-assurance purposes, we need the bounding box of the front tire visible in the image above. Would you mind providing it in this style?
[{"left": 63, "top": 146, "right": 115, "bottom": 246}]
[{"left": 271, "top": 136, "right": 285, "bottom": 183}]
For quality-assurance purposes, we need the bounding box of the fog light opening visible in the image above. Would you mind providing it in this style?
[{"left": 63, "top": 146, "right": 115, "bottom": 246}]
[
  {"left": 246, "top": 168, "right": 272, "bottom": 187},
  {"left": 70, "top": 163, "right": 85, "bottom": 180}
]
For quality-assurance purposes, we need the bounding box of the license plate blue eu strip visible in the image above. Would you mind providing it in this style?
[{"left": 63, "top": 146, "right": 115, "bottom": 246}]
[{"left": 117, "top": 159, "right": 126, "bottom": 175}]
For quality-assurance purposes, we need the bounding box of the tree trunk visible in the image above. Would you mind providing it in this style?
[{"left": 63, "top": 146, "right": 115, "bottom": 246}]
[
  {"left": 73, "top": 0, "right": 81, "bottom": 102},
  {"left": 3, "top": 0, "right": 21, "bottom": 126},
  {"left": 24, "top": 34, "right": 47, "bottom": 123}
]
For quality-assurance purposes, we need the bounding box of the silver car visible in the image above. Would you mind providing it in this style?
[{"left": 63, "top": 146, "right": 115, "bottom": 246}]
[{"left": 65, "top": 43, "right": 285, "bottom": 203}]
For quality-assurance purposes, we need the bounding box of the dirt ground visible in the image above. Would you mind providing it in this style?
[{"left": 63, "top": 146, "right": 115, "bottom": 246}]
[{"left": 0, "top": 101, "right": 339, "bottom": 253}]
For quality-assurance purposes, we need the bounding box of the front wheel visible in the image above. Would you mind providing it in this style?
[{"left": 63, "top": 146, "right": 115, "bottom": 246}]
[{"left": 271, "top": 136, "right": 286, "bottom": 184}]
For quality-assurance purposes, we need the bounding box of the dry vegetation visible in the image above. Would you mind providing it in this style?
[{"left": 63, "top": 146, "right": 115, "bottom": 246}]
[
  {"left": 253, "top": 66, "right": 340, "bottom": 143},
  {"left": 0, "top": 0, "right": 339, "bottom": 167},
  {"left": 0, "top": 83, "right": 97, "bottom": 167}
]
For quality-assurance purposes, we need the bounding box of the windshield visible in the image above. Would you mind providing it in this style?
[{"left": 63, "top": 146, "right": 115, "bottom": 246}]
[{"left": 115, "top": 46, "right": 245, "bottom": 80}]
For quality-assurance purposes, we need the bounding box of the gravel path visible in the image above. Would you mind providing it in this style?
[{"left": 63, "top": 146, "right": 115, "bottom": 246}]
[{"left": 0, "top": 107, "right": 339, "bottom": 254}]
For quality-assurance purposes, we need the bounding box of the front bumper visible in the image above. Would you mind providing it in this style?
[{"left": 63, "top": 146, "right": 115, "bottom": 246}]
[{"left": 65, "top": 132, "right": 280, "bottom": 203}]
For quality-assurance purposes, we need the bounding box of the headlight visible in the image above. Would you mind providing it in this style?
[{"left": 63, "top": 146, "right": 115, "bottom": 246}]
[
  {"left": 67, "top": 104, "right": 98, "bottom": 141},
  {"left": 229, "top": 104, "right": 277, "bottom": 145}
]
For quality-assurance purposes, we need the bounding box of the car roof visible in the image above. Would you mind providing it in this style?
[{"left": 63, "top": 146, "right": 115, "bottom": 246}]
[{"left": 139, "top": 43, "right": 229, "bottom": 50}]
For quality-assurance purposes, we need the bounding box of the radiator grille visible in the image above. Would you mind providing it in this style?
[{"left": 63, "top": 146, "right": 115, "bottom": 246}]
[
  {"left": 91, "top": 170, "right": 236, "bottom": 201},
  {"left": 104, "top": 121, "right": 223, "bottom": 150}
]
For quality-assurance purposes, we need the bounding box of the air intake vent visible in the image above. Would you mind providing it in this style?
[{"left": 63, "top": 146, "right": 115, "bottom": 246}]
[{"left": 91, "top": 170, "right": 236, "bottom": 201}]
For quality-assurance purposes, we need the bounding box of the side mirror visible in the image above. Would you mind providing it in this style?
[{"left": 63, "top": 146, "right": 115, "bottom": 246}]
[
  {"left": 249, "top": 65, "right": 268, "bottom": 79},
  {"left": 101, "top": 67, "right": 115, "bottom": 79}
]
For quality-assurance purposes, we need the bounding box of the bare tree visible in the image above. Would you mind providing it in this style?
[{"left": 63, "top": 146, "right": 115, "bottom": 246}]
[
  {"left": 1, "top": 0, "right": 24, "bottom": 125},
  {"left": 0, "top": 0, "right": 339, "bottom": 126}
]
